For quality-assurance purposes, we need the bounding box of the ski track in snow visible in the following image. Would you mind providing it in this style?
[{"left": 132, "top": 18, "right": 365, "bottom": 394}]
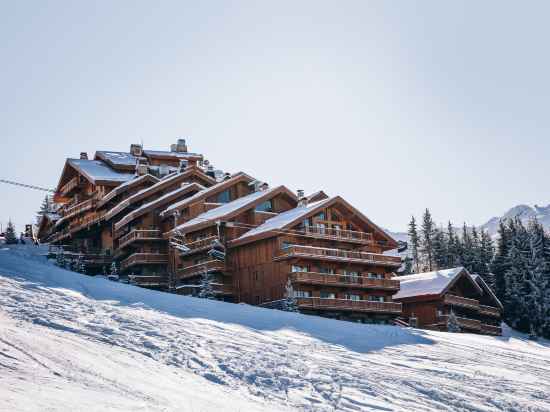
[{"left": 0, "top": 245, "right": 549, "bottom": 411}]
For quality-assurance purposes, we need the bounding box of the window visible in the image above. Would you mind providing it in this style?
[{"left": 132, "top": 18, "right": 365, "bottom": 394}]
[
  {"left": 367, "top": 273, "right": 383, "bottom": 279},
  {"left": 368, "top": 295, "right": 385, "bottom": 302},
  {"left": 292, "top": 265, "right": 309, "bottom": 273},
  {"left": 343, "top": 270, "right": 359, "bottom": 283},
  {"left": 294, "top": 290, "right": 311, "bottom": 298},
  {"left": 345, "top": 294, "right": 361, "bottom": 301},
  {"left": 255, "top": 200, "right": 273, "bottom": 212},
  {"left": 319, "top": 267, "right": 335, "bottom": 274},
  {"left": 216, "top": 190, "right": 231, "bottom": 203},
  {"left": 317, "top": 212, "right": 325, "bottom": 220},
  {"left": 316, "top": 223, "right": 326, "bottom": 234},
  {"left": 320, "top": 291, "right": 336, "bottom": 299}
]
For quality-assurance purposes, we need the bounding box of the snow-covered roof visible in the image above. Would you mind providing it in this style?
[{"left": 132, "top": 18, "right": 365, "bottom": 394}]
[
  {"left": 393, "top": 267, "right": 479, "bottom": 300},
  {"left": 172, "top": 187, "right": 281, "bottom": 233},
  {"left": 104, "top": 172, "right": 196, "bottom": 221},
  {"left": 114, "top": 183, "right": 203, "bottom": 230},
  {"left": 470, "top": 274, "right": 504, "bottom": 310},
  {"left": 143, "top": 150, "right": 203, "bottom": 159},
  {"left": 97, "top": 174, "right": 159, "bottom": 208},
  {"left": 95, "top": 151, "right": 138, "bottom": 168},
  {"left": 67, "top": 159, "right": 135, "bottom": 185},
  {"left": 159, "top": 172, "right": 255, "bottom": 218},
  {"left": 235, "top": 198, "right": 333, "bottom": 241}
]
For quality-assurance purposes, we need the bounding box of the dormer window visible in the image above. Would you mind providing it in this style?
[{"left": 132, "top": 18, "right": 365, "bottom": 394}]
[
  {"left": 216, "top": 189, "right": 230, "bottom": 203},
  {"left": 255, "top": 200, "right": 273, "bottom": 212}
]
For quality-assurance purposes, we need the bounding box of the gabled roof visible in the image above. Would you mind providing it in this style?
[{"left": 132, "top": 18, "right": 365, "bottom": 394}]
[
  {"left": 170, "top": 186, "right": 296, "bottom": 234},
  {"left": 114, "top": 183, "right": 204, "bottom": 231},
  {"left": 142, "top": 150, "right": 203, "bottom": 160},
  {"left": 95, "top": 151, "right": 139, "bottom": 171},
  {"left": 306, "top": 190, "right": 329, "bottom": 203},
  {"left": 393, "top": 267, "right": 483, "bottom": 300},
  {"left": 471, "top": 274, "right": 504, "bottom": 310},
  {"left": 230, "top": 196, "right": 398, "bottom": 250},
  {"left": 97, "top": 174, "right": 159, "bottom": 208},
  {"left": 104, "top": 172, "right": 197, "bottom": 222},
  {"left": 56, "top": 159, "right": 135, "bottom": 192},
  {"left": 159, "top": 172, "right": 256, "bottom": 218}
]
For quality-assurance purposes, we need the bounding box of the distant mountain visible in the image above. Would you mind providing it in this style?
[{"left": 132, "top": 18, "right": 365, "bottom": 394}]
[{"left": 481, "top": 204, "right": 550, "bottom": 236}]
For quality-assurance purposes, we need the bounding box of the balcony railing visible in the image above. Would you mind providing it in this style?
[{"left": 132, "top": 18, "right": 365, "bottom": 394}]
[
  {"left": 118, "top": 229, "right": 162, "bottom": 250},
  {"left": 275, "top": 244, "right": 402, "bottom": 267},
  {"left": 212, "top": 283, "right": 233, "bottom": 295},
  {"left": 481, "top": 323, "right": 502, "bottom": 335},
  {"left": 438, "top": 315, "right": 481, "bottom": 330},
  {"left": 176, "top": 260, "right": 226, "bottom": 280},
  {"left": 180, "top": 236, "right": 220, "bottom": 254},
  {"left": 128, "top": 275, "right": 168, "bottom": 287},
  {"left": 120, "top": 253, "right": 168, "bottom": 271},
  {"left": 292, "top": 226, "right": 374, "bottom": 244},
  {"left": 296, "top": 297, "right": 402, "bottom": 313},
  {"left": 60, "top": 198, "right": 96, "bottom": 219},
  {"left": 59, "top": 176, "right": 83, "bottom": 195},
  {"left": 478, "top": 305, "right": 501, "bottom": 317},
  {"left": 290, "top": 272, "right": 400, "bottom": 290},
  {"left": 444, "top": 294, "right": 480, "bottom": 310}
]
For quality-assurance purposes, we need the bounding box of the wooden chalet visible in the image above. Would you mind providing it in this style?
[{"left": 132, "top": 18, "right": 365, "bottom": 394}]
[{"left": 393, "top": 267, "right": 503, "bottom": 335}]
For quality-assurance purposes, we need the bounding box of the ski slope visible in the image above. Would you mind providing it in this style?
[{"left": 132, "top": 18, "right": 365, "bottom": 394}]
[{"left": 1, "top": 245, "right": 549, "bottom": 411}]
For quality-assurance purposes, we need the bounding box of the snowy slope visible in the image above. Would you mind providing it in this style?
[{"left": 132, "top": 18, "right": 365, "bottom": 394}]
[{"left": 1, "top": 245, "right": 550, "bottom": 411}]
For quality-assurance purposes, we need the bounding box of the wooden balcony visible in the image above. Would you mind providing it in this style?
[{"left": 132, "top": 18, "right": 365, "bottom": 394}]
[
  {"left": 438, "top": 315, "right": 481, "bottom": 331},
  {"left": 179, "top": 236, "right": 219, "bottom": 255},
  {"left": 481, "top": 323, "right": 502, "bottom": 336},
  {"left": 120, "top": 253, "right": 168, "bottom": 271},
  {"left": 296, "top": 297, "right": 402, "bottom": 314},
  {"left": 212, "top": 283, "right": 233, "bottom": 295},
  {"left": 275, "top": 244, "right": 402, "bottom": 267},
  {"left": 59, "top": 176, "right": 83, "bottom": 195},
  {"left": 176, "top": 260, "right": 226, "bottom": 280},
  {"left": 118, "top": 229, "right": 162, "bottom": 250},
  {"left": 128, "top": 275, "right": 168, "bottom": 287},
  {"left": 60, "top": 198, "right": 96, "bottom": 219},
  {"left": 478, "top": 305, "right": 501, "bottom": 317},
  {"left": 292, "top": 226, "right": 374, "bottom": 245},
  {"left": 290, "top": 272, "right": 400, "bottom": 290},
  {"left": 444, "top": 294, "right": 480, "bottom": 310}
]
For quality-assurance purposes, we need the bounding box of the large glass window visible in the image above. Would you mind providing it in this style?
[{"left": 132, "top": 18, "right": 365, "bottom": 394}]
[
  {"left": 216, "top": 189, "right": 231, "bottom": 203},
  {"left": 367, "top": 295, "right": 385, "bottom": 302},
  {"left": 345, "top": 294, "right": 361, "bottom": 301},
  {"left": 294, "top": 290, "right": 311, "bottom": 298},
  {"left": 292, "top": 265, "right": 309, "bottom": 273},
  {"left": 255, "top": 200, "right": 273, "bottom": 212},
  {"left": 319, "top": 267, "right": 335, "bottom": 274},
  {"left": 320, "top": 291, "right": 336, "bottom": 299}
]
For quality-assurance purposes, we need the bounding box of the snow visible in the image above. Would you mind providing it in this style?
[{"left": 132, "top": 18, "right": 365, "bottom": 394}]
[
  {"left": 1, "top": 245, "right": 550, "bottom": 411},
  {"left": 68, "top": 159, "right": 135, "bottom": 184},
  {"left": 95, "top": 151, "right": 139, "bottom": 167},
  {"left": 159, "top": 172, "right": 254, "bottom": 217},
  {"left": 143, "top": 149, "right": 203, "bottom": 159},
  {"left": 236, "top": 199, "right": 333, "bottom": 241},
  {"left": 393, "top": 267, "right": 477, "bottom": 299},
  {"left": 97, "top": 174, "right": 159, "bottom": 207},
  {"left": 114, "top": 183, "right": 201, "bottom": 230},
  {"left": 172, "top": 187, "right": 279, "bottom": 233}
]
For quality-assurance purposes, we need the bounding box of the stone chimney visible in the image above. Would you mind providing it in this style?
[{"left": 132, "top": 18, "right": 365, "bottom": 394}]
[
  {"left": 170, "top": 138, "right": 188, "bottom": 153},
  {"left": 297, "top": 189, "right": 307, "bottom": 207},
  {"left": 80, "top": 152, "right": 88, "bottom": 160},
  {"left": 130, "top": 143, "right": 143, "bottom": 157}
]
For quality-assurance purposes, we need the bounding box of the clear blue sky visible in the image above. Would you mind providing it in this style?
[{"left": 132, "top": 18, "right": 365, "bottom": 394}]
[{"left": 1, "top": 1, "right": 549, "bottom": 233}]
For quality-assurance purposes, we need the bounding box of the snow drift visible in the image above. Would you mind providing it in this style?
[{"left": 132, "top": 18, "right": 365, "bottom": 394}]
[{"left": 1, "top": 245, "right": 549, "bottom": 411}]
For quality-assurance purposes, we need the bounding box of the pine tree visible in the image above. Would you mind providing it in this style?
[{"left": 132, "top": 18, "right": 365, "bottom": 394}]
[
  {"left": 408, "top": 216, "right": 420, "bottom": 273},
  {"left": 461, "top": 223, "right": 474, "bottom": 272},
  {"left": 420, "top": 209, "right": 435, "bottom": 271},
  {"left": 198, "top": 267, "right": 216, "bottom": 299},
  {"left": 36, "top": 195, "right": 54, "bottom": 223},
  {"left": 447, "top": 310, "right": 461, "bottom": 333},
  {"left": 283, "top": 278, "right": 299, "bottom": 312},
  {"left": 447, "top": 221, "right": 458, "bottom": 268},
  {"left": 4, "top": 220, "right": 17, "bottom": 244},
  {"left": 432, "top": 228, "right": 448, "bottom": 270},
  {"left": 492, "top": 220, "right": 511, "bottom": 301}
]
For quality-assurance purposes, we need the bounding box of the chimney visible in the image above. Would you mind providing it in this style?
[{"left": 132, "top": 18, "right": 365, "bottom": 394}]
[
  {"left": 297, "top": 189, "right": 307, "bottom": 207},
  {"left": 171, "top": 138, "right": 188, "bottom": 153},
  {"left": 205, "top": 165, "right": 215, "bottom": 178},
  {"left": 223, "top": 172, "right": 231, "bottom": 181},
  {"left": 130, "top": 143, "right": 143, "bottom": 157},
  {"left": 259, "top": 182, "right": 269, "bottom": 191},
  {"left": 80, "top": 152, "right": 88, "bottom": 160}
]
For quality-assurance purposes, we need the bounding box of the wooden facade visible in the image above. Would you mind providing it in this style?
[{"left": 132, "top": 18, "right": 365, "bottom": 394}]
[
  {"left": 44, "top": 140, "right": 405, "bottom": 324},
  {"left": 393, "top": 267, "right": 503, "bottom": 335}
]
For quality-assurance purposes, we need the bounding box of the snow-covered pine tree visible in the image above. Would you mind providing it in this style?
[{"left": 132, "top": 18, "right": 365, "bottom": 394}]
[
  {"left": 432, "top": 228, "right": 448, "bottom": 270},
  {"left": 198, "top": 266, "right": 216, "bottom": 299},
  {"left": 77, "top": 254, "right": 86, "bottom": 274},
  {"left": 460, "top": 223, "right": 474, "bottom": 272},
  {"left": 492, "top": 220, "right": 511, "bottom": 301},
  {"left": 408, "top": 216, "right": 420, "bottom": 273},
  {"left": 4, "top": 220, "right": 17, "bottom": 244},
  {"left": 447, "top": 310, "right": 461, "bottom": 333},
  {"left": 420, "top": 209, "right": 435, "bottom": 271},
  {"left": 446, "top": 221, "right": 458, "bottom": 268},
  {"left": 479, "top": 229, "right": 495, "bottom": 286},
  {"left": 36, "top": 195, "right": 54, "bottom": 223},
  {"left": 471, "top": 226, "right": 483, "bottom": 274},
  {"left": 283, "top": 278, "right": 299, "bottom": 312}
]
